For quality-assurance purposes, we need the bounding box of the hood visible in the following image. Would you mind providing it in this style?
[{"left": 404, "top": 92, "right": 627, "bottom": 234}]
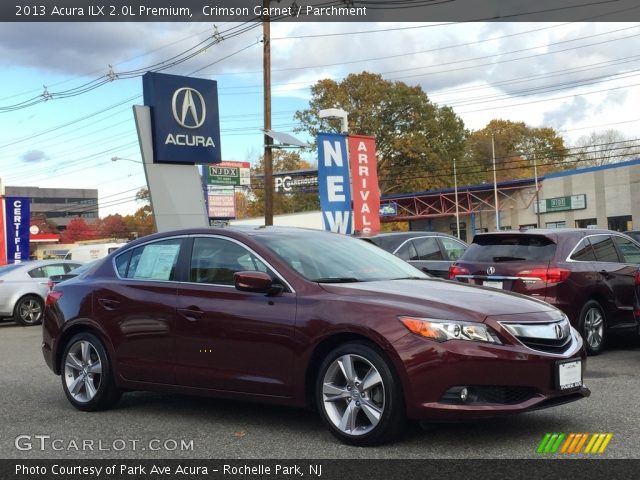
[{"left": 319, "top": 278, "right": 557, "bottom": 323}]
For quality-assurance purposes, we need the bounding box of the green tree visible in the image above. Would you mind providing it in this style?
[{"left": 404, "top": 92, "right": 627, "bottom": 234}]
[
  {"left": 464, "top": 119, "right": 568, "bottom": 183},
  {"left": 294, "top": 71, "right": 467, "bottom": 194},
  {"left": 247, "top": 150, "right": 319, "bottom": 217},
  {"left": 122, "top": 187, "right": 155, "bottom": 238}
]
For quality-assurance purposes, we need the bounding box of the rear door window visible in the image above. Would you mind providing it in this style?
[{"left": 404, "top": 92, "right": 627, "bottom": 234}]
[
  {"left": 440, "top": 237, "right": 467, "bottom": 261},
  {"left": 413, "top": 237, "right": 444, "bottom": 261},
  {"left": 462, "top": 234, "right": 556, "bottom": 262},
  {"left": 394, "top": 241, "right": 418, "bottom": 261},
  {"left": 590, "top": 235, "right": 620, "bottom": 263},
  {"left": 122, "top": 239, "right": 183, "bottom": 280},
  {"left": 613, "top": 235, "right": 640, "bottom": 264}
]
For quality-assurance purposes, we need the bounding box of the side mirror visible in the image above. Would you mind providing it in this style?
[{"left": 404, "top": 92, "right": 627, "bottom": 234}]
[{"left": 233, "top": 271, "right": 283, "bottom": 296}]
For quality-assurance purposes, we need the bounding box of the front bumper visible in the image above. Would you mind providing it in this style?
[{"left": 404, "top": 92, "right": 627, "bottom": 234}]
[{"left": 394, "top": 328, "right": 590, "bottom": 420}]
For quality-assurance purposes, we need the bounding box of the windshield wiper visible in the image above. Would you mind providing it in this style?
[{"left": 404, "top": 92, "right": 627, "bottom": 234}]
[
  {"left": 492, "top": 256, "right": 526, "bottom": 262},
  {"left": 392, "top": 276, "right": 428, "bottom": 280},
  {"left": 312, "top": 277, "right": 361, "bottom": 283}
]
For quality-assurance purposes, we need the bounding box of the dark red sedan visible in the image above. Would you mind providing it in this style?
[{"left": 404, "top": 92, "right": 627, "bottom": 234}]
[{"left": 43, "top": 227, "right": 589, "bottom": 445}]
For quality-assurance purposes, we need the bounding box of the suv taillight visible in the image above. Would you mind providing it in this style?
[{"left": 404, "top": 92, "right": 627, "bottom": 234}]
[
  {"left": 449, "top": 265, "right": 470, "bottom": 280},
  {"left": 45, "top": 291, "right": 63, "bottom": 306},
  {"left": 518, "top": 267, "right": 571, "bottom": 284},
  {"left": 635, "top": 270, "right": 640, "bottom": 286}
]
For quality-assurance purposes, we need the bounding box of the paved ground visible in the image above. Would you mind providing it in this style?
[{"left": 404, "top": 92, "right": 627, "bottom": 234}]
[{"left": 1, "top": 320, "right": 639, "bottom": 459}]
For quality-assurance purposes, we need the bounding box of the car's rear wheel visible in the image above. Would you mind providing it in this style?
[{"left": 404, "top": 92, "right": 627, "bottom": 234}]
[
  {"left": 13, "top": 295, "right": 44, "bottom": 326},
  {"left": 61, "top": 332, "right": 121, "bottom": 411},
  {"left": 579, "top": 300, "right": 606, "bottom": 355},
  {"left": 316, "top": 342, "right": 405, "bottom": 446}
]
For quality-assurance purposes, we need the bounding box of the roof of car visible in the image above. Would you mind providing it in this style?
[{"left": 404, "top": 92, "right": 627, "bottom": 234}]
[{"left": 474, "top": 228, "right": 616, "bottom": 237}]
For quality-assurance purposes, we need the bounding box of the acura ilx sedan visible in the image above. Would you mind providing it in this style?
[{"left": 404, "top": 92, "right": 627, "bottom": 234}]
[{"left": 43, "top": 227, "right": 589, "bottom": 445}]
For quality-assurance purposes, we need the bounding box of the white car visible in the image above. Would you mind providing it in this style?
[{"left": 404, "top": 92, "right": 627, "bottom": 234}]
[{"left": 0, "top": 260, "right": 82, "bottom": 326}]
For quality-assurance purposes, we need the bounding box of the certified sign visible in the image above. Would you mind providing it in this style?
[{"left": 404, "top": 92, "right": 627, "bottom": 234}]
[{"left": 143, "top": 72, "right": 221, "bottom": 165}]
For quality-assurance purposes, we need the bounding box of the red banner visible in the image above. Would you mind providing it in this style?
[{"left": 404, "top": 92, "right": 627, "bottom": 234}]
[
  {"left": 348, "top": 135, "right": 380, "bottom": 234},
  {"left": 0, "top": 197, "right": 6, "bottom": 265}
]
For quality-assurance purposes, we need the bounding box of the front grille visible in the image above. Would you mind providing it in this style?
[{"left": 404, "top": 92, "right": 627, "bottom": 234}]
[
  {"left": 441, "top": 386, "right": 538, "bottom": 405},
  {"left": 500, "top": 318, "right": 573, "bottom": 355}
]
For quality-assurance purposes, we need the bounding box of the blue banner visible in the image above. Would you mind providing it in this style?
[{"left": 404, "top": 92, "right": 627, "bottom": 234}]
[
  {"left": 317, "top": 133, "right": 352, "bottom": 234},
  {"left": 4, "top": 197, "right": 30, "bottom": 264},
  {"left": 143, "top": 72, "right": 221, "bottom": 165}
]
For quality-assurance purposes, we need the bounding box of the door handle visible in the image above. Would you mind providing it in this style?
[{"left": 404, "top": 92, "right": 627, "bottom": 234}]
[
  {"left": 98, "top": 298, "right": 120, "bottom": 311},
  {"left": 177, "top": 306, "right": 204, "bottom": 322}
]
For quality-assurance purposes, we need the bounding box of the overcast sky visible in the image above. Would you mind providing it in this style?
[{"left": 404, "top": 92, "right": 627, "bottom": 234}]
[{"left": 1, "top": 20, "right": 640, "bottom": 216}]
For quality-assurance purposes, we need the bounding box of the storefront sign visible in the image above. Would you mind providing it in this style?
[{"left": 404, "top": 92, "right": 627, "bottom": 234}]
[
  {"left": 207, "top": 161, "right": 250, "bottom": 186},
  {"left": 536, "top": 194, "right": 587, "bottom": 213},
  {"left": 348, "top": 135, "right": 380, "bottom": 234}
]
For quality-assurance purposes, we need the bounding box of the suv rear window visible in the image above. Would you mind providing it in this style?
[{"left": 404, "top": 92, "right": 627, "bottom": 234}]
[{"left": 462, "top": 234, "right": 556, "bottom": 263}]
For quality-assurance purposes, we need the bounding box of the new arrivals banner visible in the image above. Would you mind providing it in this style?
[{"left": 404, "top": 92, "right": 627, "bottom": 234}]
[
  {"left": 317, "top": 133, "right": 352, "bottom": 234},
  {"left": 348, "top": 135, "right": 380, "bottom": 234},
  {"left": 4, "top": 197, "right": 30, "bottom": 263}
]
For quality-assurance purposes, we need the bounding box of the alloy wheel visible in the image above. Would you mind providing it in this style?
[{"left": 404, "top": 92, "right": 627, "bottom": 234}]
[
  {"left": 18, "top": 298, "right": 42, "bottom": 324},
  {"left": 321, "top": 354, "right": 385, "bottom": 436},
  {"left": 584, "top": 307, "right": 604, "bottom": 350},
  {"left": 64, "top": 340, "right": 103, "bottom": 403}
]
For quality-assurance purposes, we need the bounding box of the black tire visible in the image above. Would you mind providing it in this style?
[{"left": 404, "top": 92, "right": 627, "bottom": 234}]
[
  {"left": 60, "top": 332, "right": 121, "bottom": 411},
  {"left": 315, "top": 342, "right": 405, "bottom": 446},
  {"left": 579, "top": 300, "right": 606, "bottom": 356},
  {"left": 13, "top": 295, "right": 44, "bottom": 326}
]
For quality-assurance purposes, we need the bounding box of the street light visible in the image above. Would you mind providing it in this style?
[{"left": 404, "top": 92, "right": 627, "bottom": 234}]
[
  {"left": 319, "top": 108, "right": 349, "bottom": 133},
  {"left": 111, "top": 156, "right": 142, "bottom": 164}
]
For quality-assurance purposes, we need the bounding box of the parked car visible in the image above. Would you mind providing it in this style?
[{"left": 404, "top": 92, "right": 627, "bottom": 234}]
[
  {"left": 624, "top": 230, "right": 640, "bottom": 243},
  {"left": 48, "top": 260, "right": 101, "bottom": 288},
  {"left": 63, "top": 242, "right": 127, "bottom": 262},
  {"left": 360, "top": 231, "right": 468, "bottom": 278},
  {"left": 44, "top": 227, "right": 589, "bottom": 446},
  {"left": 449, "top": 228, "right": 640, "bottom": 355},
  {"left": 0, "top": 260, "right": 82, "bottom": 326}
]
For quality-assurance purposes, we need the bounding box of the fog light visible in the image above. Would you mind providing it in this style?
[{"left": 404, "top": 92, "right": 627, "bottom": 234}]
[{"left": 460, "top": 387, "right": 469, "bottom": 402}]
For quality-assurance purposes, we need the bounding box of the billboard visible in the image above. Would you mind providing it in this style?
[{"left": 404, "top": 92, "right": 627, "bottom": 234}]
[
  {"left": 4, "top": 197, "right": 30, "bottom": 263},
  {"left": 348, "top": 135, "right": 380, "bottom": 234},
  {"left": 317, "top": 133, "right": 352, "bottom": 234},
  {"left": 207, "top": 161, "right": 250, "bottom": 186},
  {"left": 142, "top": 72, "right": 221, "bottom": 165},
  {"left": 207, "top": 186, "right": 236, "bottom": 219}
]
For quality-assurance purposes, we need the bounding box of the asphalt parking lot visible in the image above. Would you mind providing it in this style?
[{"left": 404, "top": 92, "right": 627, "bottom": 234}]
[{"left": 1, "top": 320, "right": 639, "bottom": 459}]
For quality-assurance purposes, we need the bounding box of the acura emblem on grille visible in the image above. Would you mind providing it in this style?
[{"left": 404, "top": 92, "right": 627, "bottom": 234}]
[
  {"left": 487, "top": 266, "right": 496, "bottom": 275},
  {"left": 554, "top": 324, "right": 564, "bottom": 339}
]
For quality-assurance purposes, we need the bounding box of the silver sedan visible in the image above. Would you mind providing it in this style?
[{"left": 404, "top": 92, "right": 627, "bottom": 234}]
[{"left": 0, "top": 260, "right": 82, "bottom": 326}]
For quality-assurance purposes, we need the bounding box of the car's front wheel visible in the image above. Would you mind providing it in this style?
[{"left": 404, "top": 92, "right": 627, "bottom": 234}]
[
  {"left": 579, "top": 300, "right": 606, "bottom": 355},
  {"left": 61, "top": 332, "right": 121, "bottom": 411},
  {"left": 316, "top": 342, "right": 405, "bottom": 446},
  {"left": 13, "top": 295, "right": 44, "bottom": 326}
]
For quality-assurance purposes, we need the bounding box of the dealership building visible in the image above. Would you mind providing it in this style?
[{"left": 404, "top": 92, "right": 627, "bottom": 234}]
[{"left": 383, "top": 158, "right": 640, "bottom": 241}]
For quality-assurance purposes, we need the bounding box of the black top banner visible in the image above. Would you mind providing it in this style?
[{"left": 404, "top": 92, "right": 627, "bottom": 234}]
[{"left": 5, "top": 0, "right": 640, "bottom": 22}]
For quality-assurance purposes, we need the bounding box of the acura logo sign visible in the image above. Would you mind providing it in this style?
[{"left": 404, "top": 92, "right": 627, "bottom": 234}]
[
  {"left": 487, "top": 266, "right": 496, "bottom": 275},
  {"left": 554, "top": 324, "right": 564, "bottom": 340},
  {"left": 172, "top": 87, "right": 206, "bottom": 129}
]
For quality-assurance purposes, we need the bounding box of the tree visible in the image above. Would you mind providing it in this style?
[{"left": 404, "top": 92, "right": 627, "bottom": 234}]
[
  {"left": 60, "top": 217, "right": 97, "bottom": 243},
  {"left": 464, "top": 119, "right": 568, "bottom": 183},
  {"left": 572, "top": 129, "right": 640, "bottom": 167},
  {"left": 246, "top": 150, "right": 318, "bottom": 217},
  {"left": 99, "top": 214, "right": 130, "bottom": 239},
  {"left": 294, "top": 72, "right": 467, "bottom": 194},
  {"left": 122, "top": 187, "right": 155, "bottom": 238}
]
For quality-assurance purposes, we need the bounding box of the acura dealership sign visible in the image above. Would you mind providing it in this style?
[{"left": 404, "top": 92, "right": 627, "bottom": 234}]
[{"left": 142, "top": 72, "right": 221, "bottom": 165}]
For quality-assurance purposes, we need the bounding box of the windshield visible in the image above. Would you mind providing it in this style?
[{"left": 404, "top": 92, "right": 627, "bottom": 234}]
[
  {"left": 256, "top": 232, "right": 428, "bottom": 282},
  {"left": 462, "top": 234, "right": 556, "bottom": 263}
]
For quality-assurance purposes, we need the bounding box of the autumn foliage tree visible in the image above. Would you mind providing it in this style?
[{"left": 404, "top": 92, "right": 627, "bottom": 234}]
[
  {"left": 295, "top": 71, "right": 467, "bottom": 194},
  {"left": 60, "top": 218, "right": 98, "bottom": 243}
]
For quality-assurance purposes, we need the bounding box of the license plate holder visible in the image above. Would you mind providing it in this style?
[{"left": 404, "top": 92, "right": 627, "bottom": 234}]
[
  {"left": 556, "top": 359, "right": 582, "bottom": 391},
  {"left": 483, "top": 280, "right": 503, "bottom": 289}
]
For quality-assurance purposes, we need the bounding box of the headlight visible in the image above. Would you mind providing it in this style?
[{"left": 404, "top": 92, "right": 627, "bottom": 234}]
[{"left": 399, "top": 316, "right": 502, "bottom": 344}]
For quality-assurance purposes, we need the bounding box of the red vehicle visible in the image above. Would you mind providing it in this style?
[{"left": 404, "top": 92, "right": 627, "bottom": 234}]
[
  {"left": 44, "top": 227, "right": 589, "bottom": 445},
  {"left": 449, "top": 229, "right": 640, "bottom": 355}
]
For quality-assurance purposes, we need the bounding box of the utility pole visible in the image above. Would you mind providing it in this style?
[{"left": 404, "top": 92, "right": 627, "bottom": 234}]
[
  {"left": 534, "top": 151, "right": 541, "bottom": 228},
  {"left": 453, "top": 157, "right": 460, "bottom": 239},
  {"left": 492, "top": 133, "right": 500, "bottom": 230},
  {"left": 263, "top": 0, "right": 273, "bottom": 226}
]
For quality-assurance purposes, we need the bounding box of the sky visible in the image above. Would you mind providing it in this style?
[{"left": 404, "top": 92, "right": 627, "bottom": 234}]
[{"left": 1, "top": 19, "right": 640, "bottom": 216}]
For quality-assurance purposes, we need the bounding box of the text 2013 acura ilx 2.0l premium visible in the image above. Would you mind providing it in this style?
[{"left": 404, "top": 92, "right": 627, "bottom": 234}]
[{"left": 43, "top": 227, "right": 590, "bottom": 445}]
